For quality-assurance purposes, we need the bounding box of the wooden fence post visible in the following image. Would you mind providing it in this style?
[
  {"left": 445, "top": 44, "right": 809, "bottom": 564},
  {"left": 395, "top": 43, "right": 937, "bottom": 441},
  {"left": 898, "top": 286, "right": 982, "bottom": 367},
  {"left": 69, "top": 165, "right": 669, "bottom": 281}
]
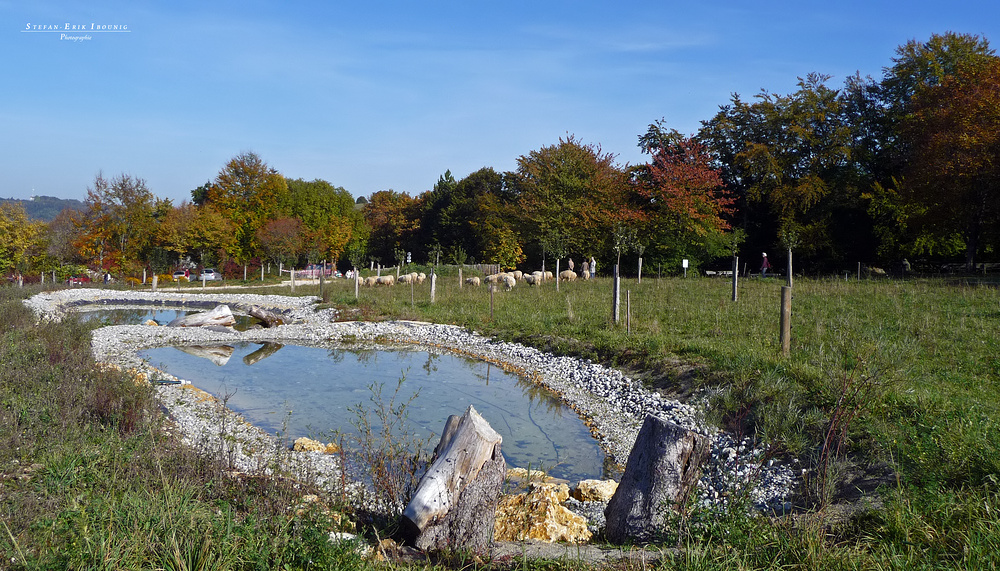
[{"left": 780, "top": 286, "right": 792, "bottom": 357}]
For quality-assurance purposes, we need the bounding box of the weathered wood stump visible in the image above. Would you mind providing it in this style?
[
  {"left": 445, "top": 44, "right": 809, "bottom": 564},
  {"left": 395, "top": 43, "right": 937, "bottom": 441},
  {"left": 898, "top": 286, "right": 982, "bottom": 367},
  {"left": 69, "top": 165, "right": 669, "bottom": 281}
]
[
  {"left": 167, "top": 304, "right": 236, "bottom": 328},
  {"left": 604, "top": 415, "right": 711, "bottom": 544},
  {"left": 246, "top": 305, "right": 285, "bottom": 327},
  {"left": 401, "top": 405, "right": 505, "bottom": 553}
]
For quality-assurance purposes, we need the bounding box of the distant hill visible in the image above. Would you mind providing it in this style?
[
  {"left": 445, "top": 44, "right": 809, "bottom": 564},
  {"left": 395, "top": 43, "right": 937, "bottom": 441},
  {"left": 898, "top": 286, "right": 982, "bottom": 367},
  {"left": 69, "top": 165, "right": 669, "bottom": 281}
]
[{"left": 1, "top": 196, "right": 85, "bottom": 222}]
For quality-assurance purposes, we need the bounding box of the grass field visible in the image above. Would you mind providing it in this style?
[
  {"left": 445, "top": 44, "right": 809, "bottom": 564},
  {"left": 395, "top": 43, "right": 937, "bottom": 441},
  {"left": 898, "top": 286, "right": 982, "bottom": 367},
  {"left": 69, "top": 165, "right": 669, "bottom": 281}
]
[{"left": 2, "top": 270, "right": 999, "bottom": 569}]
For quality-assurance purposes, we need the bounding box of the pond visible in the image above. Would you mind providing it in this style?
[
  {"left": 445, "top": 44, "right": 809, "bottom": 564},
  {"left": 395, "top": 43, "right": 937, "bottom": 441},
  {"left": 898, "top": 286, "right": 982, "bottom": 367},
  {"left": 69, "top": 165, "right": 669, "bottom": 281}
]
[
  {"left": 138, "top": 340, "right": 611, "bottom": 483},
  {"left": 77, "top": 306, "right": 258, "bottom": 329}
]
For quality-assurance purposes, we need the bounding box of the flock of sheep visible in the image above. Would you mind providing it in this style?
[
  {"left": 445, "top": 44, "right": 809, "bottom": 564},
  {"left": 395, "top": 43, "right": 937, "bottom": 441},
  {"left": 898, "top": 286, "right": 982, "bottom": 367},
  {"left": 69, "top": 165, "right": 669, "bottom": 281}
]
[
  {"left": 356, "top": 268, "right": 595, "bottom": 291},
  {"left": 464, "top": 268, "right": 593, "bottom": 290}
]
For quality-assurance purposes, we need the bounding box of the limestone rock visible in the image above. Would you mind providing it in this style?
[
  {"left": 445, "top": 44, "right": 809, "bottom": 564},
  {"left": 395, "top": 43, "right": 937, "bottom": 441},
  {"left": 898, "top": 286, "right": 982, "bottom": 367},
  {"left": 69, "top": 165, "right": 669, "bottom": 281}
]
[
  {"left": 604, "top": 415, "right": 711, "bottom": 544},
  {"left": 494, "top": 484, "right": 592, "bottom": 544},
  {"left": 572, "top": 479, "right": 619, "bottom": 503},
  {"left": 293, "top": 437, "right": 325, "bottom": 452}
]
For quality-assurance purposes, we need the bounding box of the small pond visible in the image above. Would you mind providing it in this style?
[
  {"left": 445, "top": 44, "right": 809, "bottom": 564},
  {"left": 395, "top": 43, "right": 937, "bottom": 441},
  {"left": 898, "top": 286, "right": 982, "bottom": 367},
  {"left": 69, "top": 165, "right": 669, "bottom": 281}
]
[
  {"left": 135, "top": 334, "right": 610, "bottom": 483},
  {"left": 77, "top": 307, "right": 257, "bottom": 329}
]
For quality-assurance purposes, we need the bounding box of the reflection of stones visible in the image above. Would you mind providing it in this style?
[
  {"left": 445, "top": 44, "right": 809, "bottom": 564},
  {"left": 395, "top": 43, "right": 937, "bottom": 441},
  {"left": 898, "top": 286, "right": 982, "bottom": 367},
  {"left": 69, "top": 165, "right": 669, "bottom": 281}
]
[
  {"left": 176, "top": 345, "right": 235, "bottom": 366},
  {"left": 243, "top": 342, "right": 284, "bottom": 365}
]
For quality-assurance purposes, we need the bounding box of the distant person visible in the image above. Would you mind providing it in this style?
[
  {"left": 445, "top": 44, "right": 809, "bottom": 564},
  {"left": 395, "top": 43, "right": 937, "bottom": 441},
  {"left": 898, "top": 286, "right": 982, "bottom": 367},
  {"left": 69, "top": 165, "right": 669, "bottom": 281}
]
[
  {"left": 902, "top": 258, "right": 911, "bottom": 276},
  {"left": 568, "top": 258, "right": 574, "bottom": 272},
  {"left": 590, "top": 256, "right": 597, "bottom": 277},
  {"left": 760, "top": 253, "right": 771, "bottom": 277},
  {"left": 103, "top": 272, "right": 110, "bottom": 285}
]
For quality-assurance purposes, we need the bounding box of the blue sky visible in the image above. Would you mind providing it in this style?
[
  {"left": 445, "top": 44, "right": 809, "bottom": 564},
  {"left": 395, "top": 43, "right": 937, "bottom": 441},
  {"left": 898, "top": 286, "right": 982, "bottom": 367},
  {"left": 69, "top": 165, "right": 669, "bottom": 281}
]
[{"left": 3, "top": 1, "right": 998, "bottom": 204}]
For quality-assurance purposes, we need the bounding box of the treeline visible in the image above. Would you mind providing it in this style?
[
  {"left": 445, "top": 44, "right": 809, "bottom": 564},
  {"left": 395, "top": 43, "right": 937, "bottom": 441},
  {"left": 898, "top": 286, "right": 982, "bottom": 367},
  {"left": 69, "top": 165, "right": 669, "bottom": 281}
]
[{"left": 1, "top": 32, "right": 997, "bottom": 279}]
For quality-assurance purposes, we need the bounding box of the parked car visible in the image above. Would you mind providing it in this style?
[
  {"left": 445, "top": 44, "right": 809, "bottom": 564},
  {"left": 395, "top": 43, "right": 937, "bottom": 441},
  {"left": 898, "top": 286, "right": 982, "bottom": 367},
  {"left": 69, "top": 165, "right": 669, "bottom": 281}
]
[
  {"left": 67, "top": 274, "right": 91, "bottom": 285},
  {"left": 198, "top": 268, "right": 220, "bottom": 281},
  {"left": 172, "top": 270, "right": 189, "bottom": 281}
]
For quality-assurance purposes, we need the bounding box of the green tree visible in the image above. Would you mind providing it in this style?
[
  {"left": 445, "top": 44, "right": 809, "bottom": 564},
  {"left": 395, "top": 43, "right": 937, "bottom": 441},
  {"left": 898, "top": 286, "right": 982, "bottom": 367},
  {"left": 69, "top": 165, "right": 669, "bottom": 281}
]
[
  {"left": 0, "top": 203, "right": 42, "bottom": 274},
  {"left": 699, "top": 74, "right": 856, "bottom": 266},
  {"left": 206, "top": 152, "right": 288, "bottom": 262},
  {"left": 257, "top": 217, "right": 305, "bottom": 268}
]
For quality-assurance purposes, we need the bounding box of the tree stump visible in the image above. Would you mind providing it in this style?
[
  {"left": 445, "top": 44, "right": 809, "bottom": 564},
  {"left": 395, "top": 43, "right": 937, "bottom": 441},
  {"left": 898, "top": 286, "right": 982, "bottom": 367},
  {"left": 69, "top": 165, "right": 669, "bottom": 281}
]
[
  {"left": 604, "top": 415, "right": 711, "bottom": 544},
  {"left": 401, "top": 405, "right": 505, "bottom": 553},
  {"left": 245, "top": 305, "right": 286, "bottom": 328}
]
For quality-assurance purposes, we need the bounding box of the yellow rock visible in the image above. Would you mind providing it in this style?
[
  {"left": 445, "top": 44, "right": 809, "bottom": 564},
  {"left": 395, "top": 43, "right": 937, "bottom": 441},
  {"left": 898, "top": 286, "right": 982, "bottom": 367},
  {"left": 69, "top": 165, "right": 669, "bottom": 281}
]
[
  {"left": 293, "top": 437, "right": 325, "bottom": 452},
  {"left": 494, "top": 485, "right": 592, "bottom": 544},
  {"left": 324, "top": 442, "right": 342, "bottom": 454},
  {"left": 572, "top": 479, "right": 619, "bottom": 503}
]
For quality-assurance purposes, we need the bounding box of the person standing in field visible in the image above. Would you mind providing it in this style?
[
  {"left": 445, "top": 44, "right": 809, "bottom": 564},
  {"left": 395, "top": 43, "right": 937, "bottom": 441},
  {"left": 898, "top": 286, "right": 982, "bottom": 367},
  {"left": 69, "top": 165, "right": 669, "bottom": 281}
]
[{"left": 760, "top": 253, "right": 771, "bottom": 277}]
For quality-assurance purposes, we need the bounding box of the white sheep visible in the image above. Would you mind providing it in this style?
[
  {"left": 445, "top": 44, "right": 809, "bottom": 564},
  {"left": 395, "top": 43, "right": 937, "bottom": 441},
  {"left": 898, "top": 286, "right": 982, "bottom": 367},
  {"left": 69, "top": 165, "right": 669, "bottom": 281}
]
[
  {"left": 363, "top": 276, "right": 378, "bottom": 287},
  {"left": 512, "top": 270, "right": 523, "bottom": 281},
  {"left": 559, "top": 270, "right": 577, "bottom": 281},
  {"left": 416, "top": 272, "right": 426, "bottom": 284},
  {"left": 502, "top": 274, "right": 516, "bottom": 290},
  {"left": 465, "top": 276, "right": 481, "bottom": 286},
  {"left": 375, "top": 275, "right": 395, "bottom": 286}
]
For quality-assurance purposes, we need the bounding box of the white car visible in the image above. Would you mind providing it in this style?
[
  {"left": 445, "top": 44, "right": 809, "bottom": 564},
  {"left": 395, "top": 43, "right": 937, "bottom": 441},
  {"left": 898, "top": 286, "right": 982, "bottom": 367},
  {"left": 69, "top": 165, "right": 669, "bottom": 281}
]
[{"left": 198, "top": 268, "right": 220, "bottom": 281}]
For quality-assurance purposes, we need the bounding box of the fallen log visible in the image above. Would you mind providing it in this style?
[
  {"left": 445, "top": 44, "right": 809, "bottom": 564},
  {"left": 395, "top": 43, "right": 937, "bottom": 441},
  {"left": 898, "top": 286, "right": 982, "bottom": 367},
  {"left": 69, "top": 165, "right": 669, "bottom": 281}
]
[
  {"left": 246, "top": 305, "right": 286, "bottom": 328},
  {"left": 401, "top": 405, "right": 505, "bottom": 553},
  {"left": 167, "top": 304, "right": 236, "bottom": 328}
]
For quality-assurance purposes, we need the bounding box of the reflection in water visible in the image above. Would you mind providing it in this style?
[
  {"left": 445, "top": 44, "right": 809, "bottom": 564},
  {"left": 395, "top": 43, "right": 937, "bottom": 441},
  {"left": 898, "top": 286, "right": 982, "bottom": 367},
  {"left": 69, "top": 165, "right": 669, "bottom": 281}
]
[
  {"left": 243, "top": 342, "right": 284, "bottom": 365},
  {"left": 175, "top": 345, "right": 235, "bottom": 366},
  {"left": 139, "top": 343, "right": 609, "bottom": 482}
]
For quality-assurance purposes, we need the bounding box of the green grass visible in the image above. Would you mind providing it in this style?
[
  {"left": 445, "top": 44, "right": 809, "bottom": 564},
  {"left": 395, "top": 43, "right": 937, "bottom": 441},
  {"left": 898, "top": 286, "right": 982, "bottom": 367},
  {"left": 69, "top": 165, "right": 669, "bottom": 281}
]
[{"left": 3, "top": 272, "right": 1000, "bottom": 569}]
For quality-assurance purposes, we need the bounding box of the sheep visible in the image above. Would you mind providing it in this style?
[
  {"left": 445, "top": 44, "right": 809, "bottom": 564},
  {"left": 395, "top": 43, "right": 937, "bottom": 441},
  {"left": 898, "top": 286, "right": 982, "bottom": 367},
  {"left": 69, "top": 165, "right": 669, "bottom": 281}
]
[
  {"left": 397, "top": 273, "right": 414, "bottom": 284},
  {"left": 559, "top": 269, "right": 577, "bottom": 282},
  {"left": 465, "top": 276, "right": 481, "bottom": 286},
  {"left": 363, "top": 276, "right": 378, "bottom": 287},
  {"left": 375, "top": 275, "right": 395, "bottom": 286},
  {"left": 512, "top": 270, "right": 523, "bottom": 281},
  {"left": 484, "top": 273, "right": 501, "bottom": 284},
  {"left": 524, "top": 273, "right": 540, "bottom": 286},
  {"left": 544, "top": 271, "right": 554, "bottom": 281},
  {"left": 416, "top": 272, "right": 426, "bottom": 284},
  {"left": 502, "top": 274, "right": 516, "bottom": 290},
  {"left": 582, "top": 270, "right": 591, "bottom": 280}
]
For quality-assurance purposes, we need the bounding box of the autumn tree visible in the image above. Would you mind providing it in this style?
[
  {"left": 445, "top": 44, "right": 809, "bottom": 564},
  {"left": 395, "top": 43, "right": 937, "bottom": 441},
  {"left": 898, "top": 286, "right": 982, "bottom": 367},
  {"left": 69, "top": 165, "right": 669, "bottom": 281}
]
[
  {"left": 257, "top": 217, "right": 305, "bottom": 268},
  {"left": 76, "top": 172, "right": 157, "bottom": 272},
  {"left": 205, "top": 152, "right": 288, "bottom": 262},
  {"left": 511, "top": 136, "right": 641, "bottom": 268},
  {"left": 901, "top": 55, "right": 1000, "bottom": 267},
  {"left": 363, "top": 190, "right": 421, "bottom": 266},
  {"left": 862, "top": 32, "right": 997, "bottom": 264},
  {"left": 636, "top": 126, "right": 735, "bottom": 269}
]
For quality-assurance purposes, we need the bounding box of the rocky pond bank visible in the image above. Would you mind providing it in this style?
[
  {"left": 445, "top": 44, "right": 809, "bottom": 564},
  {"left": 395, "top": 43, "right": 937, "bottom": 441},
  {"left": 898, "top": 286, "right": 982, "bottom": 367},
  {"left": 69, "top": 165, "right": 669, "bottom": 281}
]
[{"left": 24, "top": 288, "right": 797, "bottom": 544}]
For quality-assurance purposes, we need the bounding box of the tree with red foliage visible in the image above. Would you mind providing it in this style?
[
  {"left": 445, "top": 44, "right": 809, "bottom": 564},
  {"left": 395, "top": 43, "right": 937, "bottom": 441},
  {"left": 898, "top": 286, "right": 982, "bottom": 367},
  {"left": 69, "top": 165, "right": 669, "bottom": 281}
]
[{"left": 637, "top": 127, "right": 735, "bottom": 268}]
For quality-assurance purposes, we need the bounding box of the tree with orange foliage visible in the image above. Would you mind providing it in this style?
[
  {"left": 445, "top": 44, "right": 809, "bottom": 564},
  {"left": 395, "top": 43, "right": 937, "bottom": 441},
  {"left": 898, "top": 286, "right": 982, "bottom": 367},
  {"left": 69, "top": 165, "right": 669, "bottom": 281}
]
[
  {"left": 902, "top": 54, "right": 1000, "bottom": 269},
  {"left": 636, "top": 127, "right": 735, "bottom": 269}
]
